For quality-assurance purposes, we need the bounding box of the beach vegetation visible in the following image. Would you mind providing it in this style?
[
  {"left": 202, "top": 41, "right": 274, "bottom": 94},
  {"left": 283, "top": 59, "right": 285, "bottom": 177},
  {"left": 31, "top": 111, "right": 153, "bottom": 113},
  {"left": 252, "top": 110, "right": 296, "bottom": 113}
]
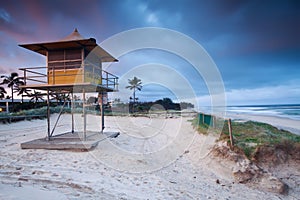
[
  {"left": 112, "top": 97, "right": 193, "bottom": 115},
  {"left": 0, "top": 86, "right": 7, "bottom": 99},
  {"left": 126, "top": 76, "right": 142, "bottom": 113},
  {"left": 28, "top": 90, "right": 44, "bottom": 107},
  {"left": 192, "top": 116, "right": 300, "bottom": 158},
  {"left": 0, "top": 72, "right": 24, "bottom": 110}
]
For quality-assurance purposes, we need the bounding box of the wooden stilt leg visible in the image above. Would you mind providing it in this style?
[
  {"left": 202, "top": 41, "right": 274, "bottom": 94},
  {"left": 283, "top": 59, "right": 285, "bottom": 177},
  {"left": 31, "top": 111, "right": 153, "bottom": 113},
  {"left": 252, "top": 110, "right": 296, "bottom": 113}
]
[
  {"left": 47, "top": 89, "right": 50, "bottom": 140},
  {"left": 98, "top": 92, "right": 105, "bottom": 133},
  {"left": 101, "top": 94, "right": 105, "bottom": 133},
  {"left": 83, "top": 89, "right": 86, "bottom": 141},
  {"left": 71, "top": 92, "right": 74, "bottom": 133}
]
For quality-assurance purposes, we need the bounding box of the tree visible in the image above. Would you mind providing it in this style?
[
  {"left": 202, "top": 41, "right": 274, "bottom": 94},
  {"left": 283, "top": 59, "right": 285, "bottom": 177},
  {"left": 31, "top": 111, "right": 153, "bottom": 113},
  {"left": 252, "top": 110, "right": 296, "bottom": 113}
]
[
  {"left": 14, "top": 80, "right": 31, "bottom": 103},
  {"left": 87, "top": 96, "right": 97, "bottom": 104},
  {"left": 155, "top": 98, "right": 180, "bottom": 110},
  {"left": 114, "top": 98, "right": 121, "bottom": 103},
  {"left": 29, "top": 90, "right": 44, "bottom": 105},
  {"left": 126, "top": 76, "right": 142, "bottom": 113},
  {"left": 126, "top": 76, "right": 142, "bottom": 104},
  {"left": 50, "top": 92, "right": 70, "bottom": 105},
  {"left": 180, "top": 102, "right": 194, "bottom": 109},
  {"left": 0, "top": 72, "right": 23, "bottom": 107},
  {"left": 0, "top": 86, "right": 6, "bottom": 100}
]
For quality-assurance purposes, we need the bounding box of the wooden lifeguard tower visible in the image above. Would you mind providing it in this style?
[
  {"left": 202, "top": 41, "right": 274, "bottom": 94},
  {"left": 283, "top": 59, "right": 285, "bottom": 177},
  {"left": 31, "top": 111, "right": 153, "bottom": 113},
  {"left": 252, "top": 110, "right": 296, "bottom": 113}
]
[{"left": 19, "top": 29, "right": 119, "bottom": 150}]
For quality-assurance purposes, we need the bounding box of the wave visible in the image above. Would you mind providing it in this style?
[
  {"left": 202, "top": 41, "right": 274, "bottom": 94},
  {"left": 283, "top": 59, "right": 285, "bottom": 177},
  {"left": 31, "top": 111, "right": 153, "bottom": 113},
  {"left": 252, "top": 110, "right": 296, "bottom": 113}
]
[{"left": 199, "top": 104, "right": 300, "bottom": 120}]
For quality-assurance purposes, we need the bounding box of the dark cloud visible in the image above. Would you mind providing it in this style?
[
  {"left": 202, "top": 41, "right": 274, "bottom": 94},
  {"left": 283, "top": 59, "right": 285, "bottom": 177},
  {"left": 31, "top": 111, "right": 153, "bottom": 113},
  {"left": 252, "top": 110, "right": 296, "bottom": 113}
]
[
  {"left": 179, "top": 0, "right": 300, "bottom": 56},
  {"left": 0, "top": 0, "right": 299, "bottom": 104}
]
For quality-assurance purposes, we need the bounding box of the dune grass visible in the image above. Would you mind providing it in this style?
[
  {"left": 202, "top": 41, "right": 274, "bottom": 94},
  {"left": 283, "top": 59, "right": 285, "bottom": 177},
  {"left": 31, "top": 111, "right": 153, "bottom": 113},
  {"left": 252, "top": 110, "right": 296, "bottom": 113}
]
[
  {"left": 192, "top": 116, "right": 300, "bottom": 158},
  {"left": 0, "top": 106, "right": 72, "bottom": 123}
]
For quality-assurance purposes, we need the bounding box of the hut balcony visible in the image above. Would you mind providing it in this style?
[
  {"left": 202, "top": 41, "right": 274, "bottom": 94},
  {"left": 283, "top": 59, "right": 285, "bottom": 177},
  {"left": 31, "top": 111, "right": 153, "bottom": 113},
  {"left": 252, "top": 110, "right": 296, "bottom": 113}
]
[{"left": 19, "top": 64, "right": 118, "bottom": 93}]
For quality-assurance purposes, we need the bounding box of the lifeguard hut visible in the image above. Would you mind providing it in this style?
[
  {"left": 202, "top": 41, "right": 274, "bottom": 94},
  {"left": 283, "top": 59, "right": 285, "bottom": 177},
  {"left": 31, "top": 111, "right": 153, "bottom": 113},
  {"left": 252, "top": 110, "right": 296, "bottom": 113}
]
[{"left": 19, "top": 29, "right": 119, "bottom": 150}]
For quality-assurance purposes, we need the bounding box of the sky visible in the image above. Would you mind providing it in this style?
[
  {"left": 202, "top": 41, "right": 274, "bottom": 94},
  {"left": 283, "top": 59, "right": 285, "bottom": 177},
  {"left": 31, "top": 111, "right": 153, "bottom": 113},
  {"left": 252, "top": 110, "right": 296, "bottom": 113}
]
[{"left": 0, "top": 0, "right": 299, "bottom": 107}]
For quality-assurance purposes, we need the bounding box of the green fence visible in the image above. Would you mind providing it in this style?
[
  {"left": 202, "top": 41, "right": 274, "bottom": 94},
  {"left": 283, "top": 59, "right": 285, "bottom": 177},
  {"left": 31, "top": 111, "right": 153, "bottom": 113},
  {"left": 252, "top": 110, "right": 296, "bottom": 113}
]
[{"left": 198, "top": 113, "right": 215, "bottom": 127}]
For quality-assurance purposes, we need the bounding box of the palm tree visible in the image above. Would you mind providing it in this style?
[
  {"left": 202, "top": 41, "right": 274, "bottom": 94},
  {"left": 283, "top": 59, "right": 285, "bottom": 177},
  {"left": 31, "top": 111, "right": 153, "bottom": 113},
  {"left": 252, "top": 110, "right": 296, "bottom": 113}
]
[
  {"left": 0, "top": 72, "right": 22, "bottom": 107},
  {"left": 14, "top": 80, "right": 31, "bottom": 103},
  {"left": 126, "top": 76, "right": 142, "bottom": 113},
  {"left": 0, "top": 86, "right": 6, "bottom": 100},
  {"left": 50, "top": 92, "right": 70, "bottom": 105},
  {"left": 126, "top": 76, "right": 142, "bottom": 104},
  {"left": 29, "top": 90, "right": 44, "bottom": 106}
]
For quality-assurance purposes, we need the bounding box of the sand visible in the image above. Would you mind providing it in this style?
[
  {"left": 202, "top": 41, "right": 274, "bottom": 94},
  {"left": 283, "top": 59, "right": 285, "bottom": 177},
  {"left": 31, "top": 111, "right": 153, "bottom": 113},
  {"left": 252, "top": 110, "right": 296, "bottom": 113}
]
[
  {"left": 226, "top": 113, "right": 300, "bottom": 135},
  {"left": 0, "top": 113, "right": 299, "bottom": 199}
]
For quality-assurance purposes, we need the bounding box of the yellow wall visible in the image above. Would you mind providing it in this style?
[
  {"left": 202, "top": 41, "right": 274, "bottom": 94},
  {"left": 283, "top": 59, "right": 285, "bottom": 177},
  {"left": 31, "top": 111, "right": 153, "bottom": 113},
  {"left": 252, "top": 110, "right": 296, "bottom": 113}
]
[
  {"left": 48, "top": 69, "right": 83, "bottom": 84},
  {"left": 48, "top": 69, "right": 102, "bottom": 85}
]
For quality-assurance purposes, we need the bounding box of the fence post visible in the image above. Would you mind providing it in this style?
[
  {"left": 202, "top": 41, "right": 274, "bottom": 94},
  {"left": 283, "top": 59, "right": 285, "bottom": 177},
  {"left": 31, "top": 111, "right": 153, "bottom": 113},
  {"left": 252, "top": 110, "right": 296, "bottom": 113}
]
[
  {"left": 228, "top": 118, "right": 234, "bottom": 149},
  {"left": 213, "top": 116, "right": 216, "bottom": 128}
]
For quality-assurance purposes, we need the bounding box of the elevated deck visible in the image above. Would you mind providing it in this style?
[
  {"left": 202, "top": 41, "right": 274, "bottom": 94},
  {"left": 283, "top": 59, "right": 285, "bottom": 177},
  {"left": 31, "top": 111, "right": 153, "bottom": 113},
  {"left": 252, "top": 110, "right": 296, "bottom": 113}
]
[
  {"left": 19, "top": 66, "right": 118, "bottom": 93},
  {"left": 20, "top": 82, "right": 116, "bottom": 93}
]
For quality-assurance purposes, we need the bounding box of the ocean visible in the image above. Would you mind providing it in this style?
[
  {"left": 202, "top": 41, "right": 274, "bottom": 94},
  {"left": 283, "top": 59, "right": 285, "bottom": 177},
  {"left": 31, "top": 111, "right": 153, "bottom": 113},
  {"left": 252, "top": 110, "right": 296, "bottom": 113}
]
[{"left": 226, "top": 104, "right": 300, "bottom": 121}]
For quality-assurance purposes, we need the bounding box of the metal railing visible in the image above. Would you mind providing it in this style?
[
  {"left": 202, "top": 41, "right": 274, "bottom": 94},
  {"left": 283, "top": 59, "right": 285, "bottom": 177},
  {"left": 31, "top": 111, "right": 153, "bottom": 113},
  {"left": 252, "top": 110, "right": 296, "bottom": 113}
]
[
  {"left": 102, "top": 70, "right": 119, "bottom": 91},
  {"left": 19, "top": 65, "right": 118, "bottom": 91}
]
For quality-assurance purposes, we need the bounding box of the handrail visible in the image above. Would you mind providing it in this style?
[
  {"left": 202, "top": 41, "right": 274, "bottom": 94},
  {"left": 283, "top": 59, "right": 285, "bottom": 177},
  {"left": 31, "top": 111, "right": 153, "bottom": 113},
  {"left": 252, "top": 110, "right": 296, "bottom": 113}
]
[
  {"left": 19, "top": 66, "right": 48, "bottom": 70},
  {"left": 102, "top": 69, "right": 117, "bottom": 77},
  {"left": 19, "top": 66, "right": 47, "bottom": 85},
  {"left": 19, "top": 65, "right": 118, "bottom": 91},
  {"left": 25, "top": 78, "right": 47, "bottom": 84},
  {"left": 22, "top": 69, "right": 46, "bottom": 77}
]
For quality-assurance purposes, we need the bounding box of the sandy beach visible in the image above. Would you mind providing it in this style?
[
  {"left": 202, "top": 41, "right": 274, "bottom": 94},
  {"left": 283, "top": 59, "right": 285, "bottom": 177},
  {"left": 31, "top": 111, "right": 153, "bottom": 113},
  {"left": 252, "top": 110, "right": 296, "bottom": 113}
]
[
  {"left": 0, "top": 113, "right": 299, "bottom": 199},
  {"left": 226, "top": 112, "right": 300, "bottom": 135}
]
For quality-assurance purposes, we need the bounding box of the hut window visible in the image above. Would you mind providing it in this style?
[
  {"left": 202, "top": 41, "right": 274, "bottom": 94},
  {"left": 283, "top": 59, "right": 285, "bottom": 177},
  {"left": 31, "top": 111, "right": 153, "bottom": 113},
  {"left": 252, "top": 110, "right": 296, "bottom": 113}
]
[
  {"left": 48, "top": 50, "right": 64, "bottom": 62},
  {"left": 48, "top": 49, "right": 82, "bottom": 70},
  {"left": 65, "top": 49, "right": 81, "bottom": 60}
]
